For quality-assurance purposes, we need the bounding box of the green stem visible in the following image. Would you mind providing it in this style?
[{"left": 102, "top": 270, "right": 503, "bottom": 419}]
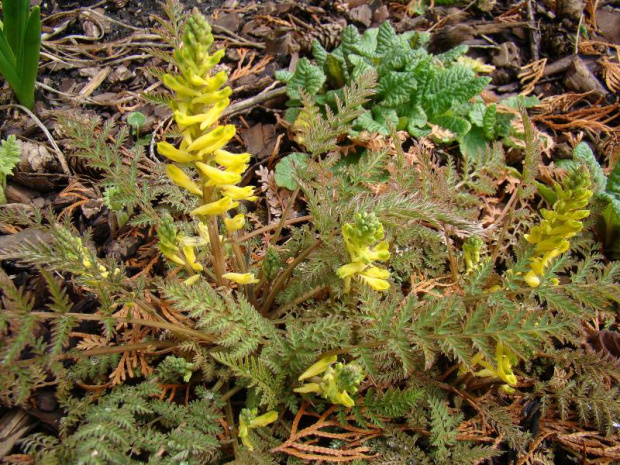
[
  {"left": 30, "top": 311, "right": 214, "bottom": 342},
  {"left": 260, "top": 240, "right": 321, "bottom": 315}
]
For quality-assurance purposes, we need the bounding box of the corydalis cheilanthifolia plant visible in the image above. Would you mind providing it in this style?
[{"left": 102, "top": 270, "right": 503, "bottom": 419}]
[{"left": 157, "top": 11, "right": 257, "bottom": 285}]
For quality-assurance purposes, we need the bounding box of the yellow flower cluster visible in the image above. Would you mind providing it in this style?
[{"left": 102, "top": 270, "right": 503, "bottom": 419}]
[
  {"left": 523, "top": 167, "right": 592, "bottom": 288},
  {"left": 337, "top": 212, "right": 390, "bottom": 292},
  {"left": 157, "top": 12, "right": 256, "bottom": 221},
  {"left": 294, "top": 355, "right": 365, "bottom": 408},
  {"left": 238, "top": 408, "right": 278, "bottom": 451},
  {"left": 460, "top": 342, "right": 518, "bottom": 394}
]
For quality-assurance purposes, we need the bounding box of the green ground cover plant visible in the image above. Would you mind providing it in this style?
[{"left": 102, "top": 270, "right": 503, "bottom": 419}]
[
  {"left": 276, "top": 21, "right": 537, "bottom": 161},
  {"left": 0, "top": 5, "right": 619, "bottom": 464}
]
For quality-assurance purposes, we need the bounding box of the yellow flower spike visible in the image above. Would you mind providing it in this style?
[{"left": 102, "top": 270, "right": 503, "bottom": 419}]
[
  {"left": 466, "top": 342, "right": 518, "bottom": 393},
  {"left": 166, "top": 165, "right": 203, "bottom": 196},
  {"left": 221, "top": 185, "right": 257, "bottom": 201},
  {"left": 157, "top": 141, "right": 196, "bottom": 163},
  {"left": 298, "top": 355, "right": 337, "bottom": 381},
  {"left": 222, "top": 272, "right": 259, "bottom": 284},
  {"left": 191, "top": 197, "right": 238, "bottom": 216},
  {"left": 188, "top": 125, "right": 236, "bottom": 153},
  {"left": 224, "top": 213, "right": 245, "bottom": 232},
  {"left": 338, "top": 213, "right": 391, "bottom": 293},
  {"left": 523, "top": 168, "right": 592, "bottom": 287},
  {"left": 195, "top": 161, "right": 242, "bottom": 186},
  {"left": 191, "top": 87, "right": 232, "bottom": 105}
]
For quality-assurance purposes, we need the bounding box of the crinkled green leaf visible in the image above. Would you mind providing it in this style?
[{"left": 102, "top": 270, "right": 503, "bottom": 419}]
[
  {"left": 468, "top": 102, "right": 487, "bottom": 127},
  {"left": 286, "top": 58, "right": 325, "bottom": 100},
  {"left": 325, "top": 54, "right": 347, "bottom": 89},
  {"left": 483, "top": 104, "right": 497, "bottom": 140},
  {"left": 431, "top": 114, "right": 471, "bottom": 138},
  {"left": 355, "top": 112, "right": 389, "bottom": 135},
  {"left": 312, "top": 39, "right": 328, "bottom": 66},
  {"left": 436, "top": 44, "right": 468, "bottom": 64},
  {"left": 376, "top": 21, "right": 398, "bottom": 55},
  {"left": 377, "top": 71, "right": 416, "bottom": 108}
]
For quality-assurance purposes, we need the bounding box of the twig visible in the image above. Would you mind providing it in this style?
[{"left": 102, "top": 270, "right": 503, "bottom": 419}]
[
  {"left": 211, "top": 23, "right": 265, "bottom": 49},
  {"left": 268, "top": 285, "right": 330, "bottom": 320},
  {"left": 222, "top": 86, "right": 287, "bottom": 118},
  {"left": 0, "top": 104, "right": 71, "bottom": 176},
  {"left": 526, "top": 0, "right": 540, "bottom": 61}
]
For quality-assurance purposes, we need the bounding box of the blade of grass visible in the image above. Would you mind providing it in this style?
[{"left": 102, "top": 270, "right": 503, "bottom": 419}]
[
  {"left": 16, "top": 6, "right": 40, "bottom": 109},
  {"left": 3, "top": 0, "right": 28, "bottom": 62}
]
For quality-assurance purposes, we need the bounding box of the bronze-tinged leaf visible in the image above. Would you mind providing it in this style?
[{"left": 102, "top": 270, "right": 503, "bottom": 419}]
[{"left": 587, "top": 330, "right": 620, "bottom": 359}]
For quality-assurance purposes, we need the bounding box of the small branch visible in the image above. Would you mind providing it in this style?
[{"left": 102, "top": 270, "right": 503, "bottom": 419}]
[
  {"left": 234, "top": 215, "right": 312, "bottom": 243},
  {"left": 268, "top": 285, "right": 330, "bottom": 320},
  {"left": 270, "top": 186, "right": 300, "bottom": 246}
]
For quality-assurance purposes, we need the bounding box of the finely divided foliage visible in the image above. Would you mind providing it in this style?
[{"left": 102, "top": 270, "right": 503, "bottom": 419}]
[{"left": 0, "top": 4, "right": 619, "bottom": 463}]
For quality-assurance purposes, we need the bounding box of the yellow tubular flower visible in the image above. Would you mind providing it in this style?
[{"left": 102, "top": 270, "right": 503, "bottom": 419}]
[
  {"left": 461, "top": 342, "right": 518, "bottom": 394},
  {"left": 191, "top": 87, "right": 232, "bottom": 105},
  {"left": 192, "top": 197, "right": 238, "bottom": 216},
  {"left": 224, "top": 213, "right": 245, "bottom": 232},
  {"left": 239, "top": 409, "right": 278, "bottom": 451},
  {"left": 195, "top": 162, "right": 242, "bottom": 186},
  {"left": 188, "top": 125, "right": 236, "bottom": 153},
  {"left": 222, "top": 272, "right": 259, "bottom": 284},
  {"left": 166, "top": 165, "right": 203, "bottom": 196},
  {"left": 157, "top": 141, "right": 197, "bottom": 163},
  {"left": 298, "top": 355, "right": 338, "bottom": 381},
  {"left": 295, "top": 357, "right": 365, "bottom": 408},
  {"left": 221, "top": 185, "right": 257, "bottom": 201}
]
